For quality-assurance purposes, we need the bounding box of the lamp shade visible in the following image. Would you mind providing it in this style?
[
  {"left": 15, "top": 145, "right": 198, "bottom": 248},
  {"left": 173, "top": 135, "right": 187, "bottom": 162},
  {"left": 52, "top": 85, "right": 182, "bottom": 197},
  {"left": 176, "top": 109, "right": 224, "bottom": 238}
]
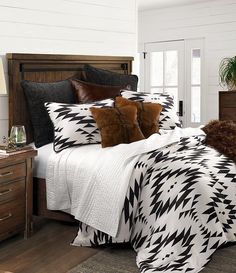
[{"left": 0, "top": 58, "right": 7, "bottom": 94}]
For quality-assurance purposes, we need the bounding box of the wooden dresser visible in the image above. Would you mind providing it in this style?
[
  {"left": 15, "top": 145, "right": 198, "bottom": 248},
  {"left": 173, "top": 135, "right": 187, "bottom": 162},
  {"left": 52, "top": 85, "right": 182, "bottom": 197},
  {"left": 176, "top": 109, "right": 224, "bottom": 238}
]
[
  {"left": 0, "top": 149, "right": 37, "bottom": 241},
  {"left": 219, "top": 91, "right": 236, "bottom": 122}
]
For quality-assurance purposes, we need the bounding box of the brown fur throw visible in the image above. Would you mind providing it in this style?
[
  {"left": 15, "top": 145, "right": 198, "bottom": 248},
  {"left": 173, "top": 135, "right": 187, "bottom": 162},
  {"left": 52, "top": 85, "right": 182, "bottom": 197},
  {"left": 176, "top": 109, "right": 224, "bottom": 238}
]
[{"left": 202, "top": 120, "right": 236, "bottom": 164}]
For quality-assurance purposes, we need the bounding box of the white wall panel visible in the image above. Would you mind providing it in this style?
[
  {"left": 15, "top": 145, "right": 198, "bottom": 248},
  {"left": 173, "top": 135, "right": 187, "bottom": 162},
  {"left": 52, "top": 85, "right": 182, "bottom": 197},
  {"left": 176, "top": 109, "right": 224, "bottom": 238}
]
[
  {"left": 0, "top": 22, "right": 135, "bottom": 44},
  {"left": 0, "top": 0, "right": 134, "bottom": 21},
  {"left": 0, "top": 96, "right": 8, "bottom": 120},
  {"left": 0, "top": 7, "right": 135, "bottom": 33},
  {"left": 139, "top": 0, "right": 236, "bottom": 122},
  {"left": 0, "top": 120, "right": 8, "bottom": 145},
  {"left": 0, "top": 0, "right": 137, "bottom": 138}
]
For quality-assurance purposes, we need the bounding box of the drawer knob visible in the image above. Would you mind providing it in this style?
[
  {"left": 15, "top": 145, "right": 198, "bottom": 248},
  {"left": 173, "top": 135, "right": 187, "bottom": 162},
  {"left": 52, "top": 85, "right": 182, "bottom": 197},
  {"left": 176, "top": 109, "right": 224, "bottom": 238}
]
[
  {"left": 0, "top": 188, "right": 13, "bottom": 196},
  {"left": 0, "top": 213, "right": 12, "bottom": 221},
  {"left": 0, "top": 171, "right": 13, "bottom": 177}
]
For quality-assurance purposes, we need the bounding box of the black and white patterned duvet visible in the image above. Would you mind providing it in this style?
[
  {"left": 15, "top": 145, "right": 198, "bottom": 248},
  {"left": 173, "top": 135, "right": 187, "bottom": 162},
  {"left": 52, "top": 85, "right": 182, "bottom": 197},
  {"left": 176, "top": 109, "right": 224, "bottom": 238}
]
[{"left": 72, "top": 135, "right": 236, "bottom": 273}]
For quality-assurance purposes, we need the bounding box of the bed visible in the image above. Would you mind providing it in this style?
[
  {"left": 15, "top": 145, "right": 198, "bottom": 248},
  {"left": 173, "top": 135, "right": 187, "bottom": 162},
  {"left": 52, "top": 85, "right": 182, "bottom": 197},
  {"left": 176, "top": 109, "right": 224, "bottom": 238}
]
[
  {"left": 7, "top": 53, "right": 134, "bottom": 222},
  {"left": 7, "top": 53, "right": 236, "bottom": 273}
]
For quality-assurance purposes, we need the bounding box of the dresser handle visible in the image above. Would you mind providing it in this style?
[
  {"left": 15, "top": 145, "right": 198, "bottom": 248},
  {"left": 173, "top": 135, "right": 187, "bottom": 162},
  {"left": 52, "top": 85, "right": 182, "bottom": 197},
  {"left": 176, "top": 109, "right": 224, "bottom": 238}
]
[
  {"left": 0, "top": 171, "right": 13, "bottom": 177},
  {"left": 0, "top": 188, "right": 12, "bottom": 196},
  {"left": 0, "top": 213, "right": 12, "bottom": 221}
]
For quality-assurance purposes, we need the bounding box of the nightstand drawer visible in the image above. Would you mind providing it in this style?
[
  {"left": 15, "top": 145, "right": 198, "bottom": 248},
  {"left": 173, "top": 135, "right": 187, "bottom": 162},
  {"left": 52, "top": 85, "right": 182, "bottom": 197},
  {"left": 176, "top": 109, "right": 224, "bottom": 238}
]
[
  {"left": 0, "top": 163, "right": 26, "bottom": 184},
  {"left": 0, "top": 200, "right": 25, "bottom": 236},
  {"left": 0, "top": 179, "right": 25, "bottom": 204}
]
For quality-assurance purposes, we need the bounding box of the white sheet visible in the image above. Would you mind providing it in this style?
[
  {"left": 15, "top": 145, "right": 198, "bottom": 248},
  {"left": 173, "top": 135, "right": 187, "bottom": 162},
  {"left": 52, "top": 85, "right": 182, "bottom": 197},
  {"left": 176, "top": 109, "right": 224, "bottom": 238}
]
[
  {"left": 31, "top": 143, "right": 54, "bottom": 179},
  {"left": 46, "top": 127, "right": 205, "bottom": 237},
  {"left": 32, "top": 129, "right": 172, "bottom": 179}
]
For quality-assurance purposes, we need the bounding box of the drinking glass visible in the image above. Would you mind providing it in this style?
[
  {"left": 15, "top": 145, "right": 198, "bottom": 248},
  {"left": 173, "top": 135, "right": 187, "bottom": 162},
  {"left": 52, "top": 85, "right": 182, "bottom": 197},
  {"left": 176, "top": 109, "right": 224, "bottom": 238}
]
[{"left": 10, "top": 125, "right": 27, "bottom": 147}]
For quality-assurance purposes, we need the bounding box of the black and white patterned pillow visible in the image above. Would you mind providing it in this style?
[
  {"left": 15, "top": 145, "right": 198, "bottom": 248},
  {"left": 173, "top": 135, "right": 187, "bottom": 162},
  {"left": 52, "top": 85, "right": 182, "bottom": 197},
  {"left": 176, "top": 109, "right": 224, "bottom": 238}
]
[
  {"left": 45, "top": 99, "right": 114, "bottom": 152},
  {"left": 121, "top": 91, "right": 182, "bottom": 130}
]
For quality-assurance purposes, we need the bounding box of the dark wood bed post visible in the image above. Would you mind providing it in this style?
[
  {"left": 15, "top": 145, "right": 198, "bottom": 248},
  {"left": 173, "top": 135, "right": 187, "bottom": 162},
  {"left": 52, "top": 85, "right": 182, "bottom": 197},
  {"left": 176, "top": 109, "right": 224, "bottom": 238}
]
[{"left": 7, "top": 53, "right": 134, "bottom": 222}]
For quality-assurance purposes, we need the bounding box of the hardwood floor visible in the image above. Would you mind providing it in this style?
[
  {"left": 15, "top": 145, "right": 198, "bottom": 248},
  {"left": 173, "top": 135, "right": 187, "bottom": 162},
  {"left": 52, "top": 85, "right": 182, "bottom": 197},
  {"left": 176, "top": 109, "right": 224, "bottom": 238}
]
[
  {"left": 0, "top": 218, "right": 98, "bottom": 273},
  {"left": 1, "top": 217, "right": 236, "bottom": 273}
]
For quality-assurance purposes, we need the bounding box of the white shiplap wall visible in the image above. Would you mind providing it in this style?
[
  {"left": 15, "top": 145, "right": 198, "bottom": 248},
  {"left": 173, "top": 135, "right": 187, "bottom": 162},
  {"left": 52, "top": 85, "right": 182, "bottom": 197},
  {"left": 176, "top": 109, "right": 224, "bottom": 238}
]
[
  {"left": 0, "top": 0, "right": 137, "bottom": 142},
  {"left": 139, "top": 0, "right": 236, "bottom": 122}
]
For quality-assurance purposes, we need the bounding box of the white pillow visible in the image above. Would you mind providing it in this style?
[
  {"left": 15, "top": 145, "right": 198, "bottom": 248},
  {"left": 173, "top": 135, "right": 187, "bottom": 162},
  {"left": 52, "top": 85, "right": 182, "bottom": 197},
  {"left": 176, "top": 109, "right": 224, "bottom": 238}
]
[
  {"left": 121, "top": 91, "right": 181, "bottom": 130},
  {"left": 45, "top": 99, "right": 114, "bottom": 152}
]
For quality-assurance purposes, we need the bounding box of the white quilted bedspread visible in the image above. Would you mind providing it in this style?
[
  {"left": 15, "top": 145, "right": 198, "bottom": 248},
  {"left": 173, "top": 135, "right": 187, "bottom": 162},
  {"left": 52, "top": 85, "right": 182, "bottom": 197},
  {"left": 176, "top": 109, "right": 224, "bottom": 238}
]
[{"left": 46, "top": 127, "right": 205, "bottom": 237}]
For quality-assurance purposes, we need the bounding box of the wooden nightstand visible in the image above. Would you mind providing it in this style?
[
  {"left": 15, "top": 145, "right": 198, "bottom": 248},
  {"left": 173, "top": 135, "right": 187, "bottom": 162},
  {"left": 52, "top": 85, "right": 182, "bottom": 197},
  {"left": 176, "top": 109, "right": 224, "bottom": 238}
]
[{"left": 0, "top": 148, "right": 37, "bottom": 241}]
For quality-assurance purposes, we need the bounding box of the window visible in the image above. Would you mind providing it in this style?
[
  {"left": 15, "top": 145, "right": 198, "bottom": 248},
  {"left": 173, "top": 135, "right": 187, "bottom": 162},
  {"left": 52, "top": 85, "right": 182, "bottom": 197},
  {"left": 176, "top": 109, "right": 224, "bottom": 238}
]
[
  {"left": 145, "top": 39, "right": 204, "bottom": 127},
  {"left": 191, "top": 49, "right": 201, "bottom": 123},
  {"left": 149, "top": 48, "right": 180, "bottom": 112}
]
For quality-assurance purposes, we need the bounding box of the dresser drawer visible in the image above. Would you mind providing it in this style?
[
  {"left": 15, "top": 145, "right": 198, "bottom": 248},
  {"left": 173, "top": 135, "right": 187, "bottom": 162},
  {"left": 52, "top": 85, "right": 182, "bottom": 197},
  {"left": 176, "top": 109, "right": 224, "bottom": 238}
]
[
  {"left": 0, "top": 200, "right": 25, "bottom": 237},
  {"left": 220, "top": 93, "right": 236, "bottom": 107},
  {"left": 0, "top": 163, "right": 26, "bottom": 184},
  {"left": 0, "top": 179, "right": 25, "bottom": 204},
  {"left": 220, "top": 107, "right": 236, "bottom": 121}
]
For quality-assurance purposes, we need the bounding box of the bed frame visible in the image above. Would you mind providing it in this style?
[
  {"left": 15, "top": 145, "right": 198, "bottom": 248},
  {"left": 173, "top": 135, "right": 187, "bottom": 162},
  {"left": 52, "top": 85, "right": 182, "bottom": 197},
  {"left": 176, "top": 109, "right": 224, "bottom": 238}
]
[{"left": 7, "top": 53, "right": 134, "bottom": 222}]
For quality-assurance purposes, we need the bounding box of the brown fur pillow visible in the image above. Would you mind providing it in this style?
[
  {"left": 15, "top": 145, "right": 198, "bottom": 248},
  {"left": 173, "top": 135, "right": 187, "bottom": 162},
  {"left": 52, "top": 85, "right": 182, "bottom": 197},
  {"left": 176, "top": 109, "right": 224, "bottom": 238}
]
[
  {"left": 90, "top": 105, "right": 145, "bottom": 148},
  {"left": 115, "top": 96, "right": 162, "bottom": 138},
  {"left": 202, "top": 120, "right": 236, "bottom": 164}
]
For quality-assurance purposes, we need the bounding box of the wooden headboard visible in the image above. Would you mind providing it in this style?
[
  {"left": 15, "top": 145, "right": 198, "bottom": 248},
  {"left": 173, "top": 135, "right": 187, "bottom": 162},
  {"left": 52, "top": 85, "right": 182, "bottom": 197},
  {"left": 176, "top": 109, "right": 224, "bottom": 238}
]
[{"left": 7, "top": 53, "right": 134, "bottom": 143}]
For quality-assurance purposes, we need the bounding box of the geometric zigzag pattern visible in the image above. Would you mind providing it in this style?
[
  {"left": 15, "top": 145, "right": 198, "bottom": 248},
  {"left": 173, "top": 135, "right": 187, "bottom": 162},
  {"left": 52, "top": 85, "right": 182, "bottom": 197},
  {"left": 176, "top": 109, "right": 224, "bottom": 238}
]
[
  {"left": 121, "top": 90, "right": 182, "bottom": 130},
  {"left": 45, "top": 99, "right": 114, "bottom": 152},
  {"left": 72, "top": 135, "right": 236, "bottom": 273}
]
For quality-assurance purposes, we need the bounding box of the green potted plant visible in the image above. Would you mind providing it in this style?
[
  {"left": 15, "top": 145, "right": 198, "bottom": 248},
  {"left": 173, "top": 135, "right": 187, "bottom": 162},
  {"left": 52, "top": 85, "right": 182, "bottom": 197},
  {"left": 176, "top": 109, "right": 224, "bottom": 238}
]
[{"left": 219, "top": 56, "right": 236, "bottom": 90}]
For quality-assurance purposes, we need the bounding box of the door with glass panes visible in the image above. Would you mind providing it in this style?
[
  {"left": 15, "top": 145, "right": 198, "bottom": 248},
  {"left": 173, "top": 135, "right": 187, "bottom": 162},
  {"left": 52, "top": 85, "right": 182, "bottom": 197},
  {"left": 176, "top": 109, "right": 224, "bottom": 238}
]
[{"left": 144, "top": 39, "right": 203, "bottom": 127}]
